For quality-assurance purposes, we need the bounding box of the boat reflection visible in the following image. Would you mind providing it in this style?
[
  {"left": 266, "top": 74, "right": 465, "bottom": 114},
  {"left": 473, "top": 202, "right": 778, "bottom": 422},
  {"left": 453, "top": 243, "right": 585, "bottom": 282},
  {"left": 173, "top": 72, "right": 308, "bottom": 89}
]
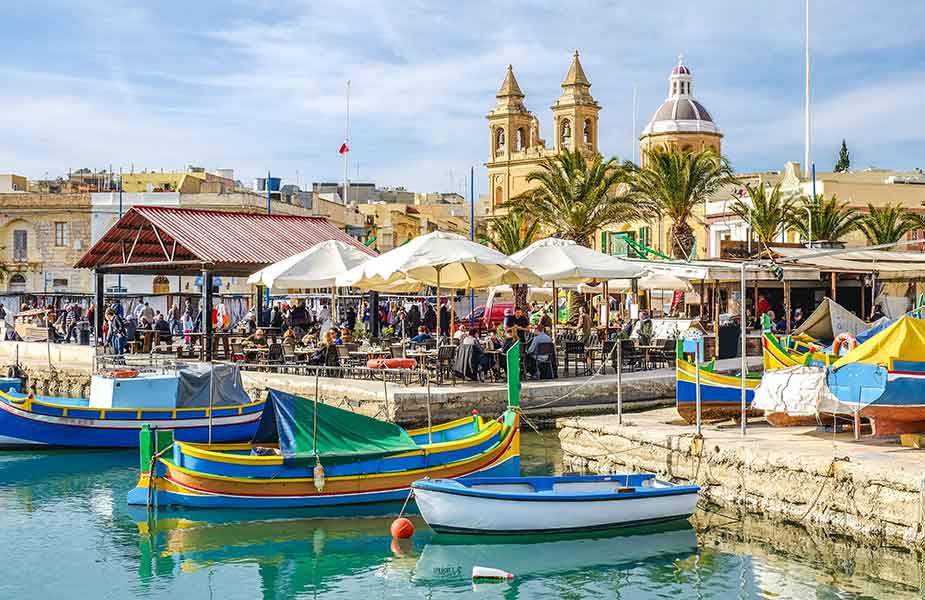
[
  {"left": 132, "top": 506, "right": 424, "bottom": 598},
  {"left": 414, "top": 521, "right": 698, "bottom": 585}
]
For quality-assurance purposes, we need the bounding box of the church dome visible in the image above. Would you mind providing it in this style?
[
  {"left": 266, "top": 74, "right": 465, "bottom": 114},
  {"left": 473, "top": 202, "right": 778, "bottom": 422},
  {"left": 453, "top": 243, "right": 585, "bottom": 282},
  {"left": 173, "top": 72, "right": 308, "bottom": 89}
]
[{"left": 641, "top": 57, "right": 720, "bottom": 137}]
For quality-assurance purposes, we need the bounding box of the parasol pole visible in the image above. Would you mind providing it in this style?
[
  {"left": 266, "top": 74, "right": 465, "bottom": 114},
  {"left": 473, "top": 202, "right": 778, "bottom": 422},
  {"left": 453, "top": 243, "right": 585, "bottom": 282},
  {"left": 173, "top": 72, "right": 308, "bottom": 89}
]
[
  {"left": 435, "top": 267, "right": 442, "bottom": 352},
  {"left": 551, "top": 280, "right": 557, "bottom": 343},
  {"left": 313, "top": 369, "right": 320, "bottom": 455}
]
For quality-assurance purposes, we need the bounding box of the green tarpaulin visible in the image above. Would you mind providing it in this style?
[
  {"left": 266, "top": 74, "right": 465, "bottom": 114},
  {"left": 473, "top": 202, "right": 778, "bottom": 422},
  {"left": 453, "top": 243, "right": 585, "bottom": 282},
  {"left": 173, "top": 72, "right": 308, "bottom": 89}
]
[{"left": 251, "top": 389, "right": 419, "bottom": 465}]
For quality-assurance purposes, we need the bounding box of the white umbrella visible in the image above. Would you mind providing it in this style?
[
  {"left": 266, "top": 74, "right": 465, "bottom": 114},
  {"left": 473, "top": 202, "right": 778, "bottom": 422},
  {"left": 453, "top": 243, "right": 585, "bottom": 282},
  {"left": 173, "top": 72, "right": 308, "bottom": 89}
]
[
  {"left": 511, "top": 238, "right": 644, "bottom": 339},
  {"left": 337, "top": 231, "right": 542, "bottom": 346},
  {"left": 336, "top": 231, "right": 541, "bottom": 291},
  {"left": 510, "top": 238, "right": 643, "bottom": 283},
  {"left": 247, "top": 240, "right": 372, "bottom": 290}
]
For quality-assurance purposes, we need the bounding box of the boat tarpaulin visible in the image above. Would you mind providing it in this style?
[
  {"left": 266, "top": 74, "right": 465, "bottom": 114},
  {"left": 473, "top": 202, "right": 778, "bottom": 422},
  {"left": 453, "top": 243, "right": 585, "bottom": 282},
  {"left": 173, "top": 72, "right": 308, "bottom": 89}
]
[
  {"left": 251, "top": 389, "right": 419, "bottom": 465},
  {"left": 833, "top": 315, "right": 925, "bottom": 369},
  {"left": 822, "top": 316, "right": 892, "bottom": 353},
  {"left": 752, "top": 366, "right": 835, "bottom": 416},
  {"left": 792, "top": 298, "right": 868, "bottom": 342},
  {"left": 176, "top": 363, "right": 251, "bottom": 408}
]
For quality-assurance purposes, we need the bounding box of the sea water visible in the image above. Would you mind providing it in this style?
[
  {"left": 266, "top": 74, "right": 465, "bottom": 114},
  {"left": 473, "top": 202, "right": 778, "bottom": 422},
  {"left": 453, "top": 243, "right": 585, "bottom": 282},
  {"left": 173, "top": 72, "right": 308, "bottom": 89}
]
[{"left": 0, "top": 433, "right": 920, "bottom": 599}]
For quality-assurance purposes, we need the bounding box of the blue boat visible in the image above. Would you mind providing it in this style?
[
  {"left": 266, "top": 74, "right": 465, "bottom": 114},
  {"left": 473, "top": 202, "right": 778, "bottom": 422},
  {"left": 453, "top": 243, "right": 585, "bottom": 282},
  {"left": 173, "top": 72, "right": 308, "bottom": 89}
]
[
  {"left": 827, "top": 315, "right": 925, "bottom": 437},
  {"left": 0, "top": 364, "right": 263, "bottom": 448}
]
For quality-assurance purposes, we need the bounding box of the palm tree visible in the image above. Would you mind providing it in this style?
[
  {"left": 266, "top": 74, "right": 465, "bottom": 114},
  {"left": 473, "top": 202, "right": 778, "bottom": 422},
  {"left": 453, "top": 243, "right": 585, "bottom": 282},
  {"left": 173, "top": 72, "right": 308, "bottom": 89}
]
[
  {"left": 482, "top": 212, "right": 540, "bottom": 311},
  {"left": 786, "top": 194, "right": 861, "bottom": 244},
  {"left": 627, "top": 147, "right": 736, "bottom": 259},
  {"left": 858, "top": 203, "right": 919, "bottom": 246},
  {"left": 505, "top": 148, "right": 641, "bottom": 247},
  {"left": 729, "top": 182, "right": 796, "bottom": 254}
]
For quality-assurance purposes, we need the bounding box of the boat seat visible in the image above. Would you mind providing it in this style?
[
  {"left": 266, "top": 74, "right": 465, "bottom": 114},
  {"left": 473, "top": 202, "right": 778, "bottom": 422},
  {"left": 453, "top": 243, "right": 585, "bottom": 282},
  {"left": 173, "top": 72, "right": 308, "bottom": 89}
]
[{"left": 470, "top": 483, "right": 535, "bottom": 493}]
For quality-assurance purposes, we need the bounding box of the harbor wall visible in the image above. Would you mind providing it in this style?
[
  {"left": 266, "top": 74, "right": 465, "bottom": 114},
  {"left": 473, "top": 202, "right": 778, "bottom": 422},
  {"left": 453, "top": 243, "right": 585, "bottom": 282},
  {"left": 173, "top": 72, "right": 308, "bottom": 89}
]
[
  {"left": 239, "top": 370, "right": 675, "bottom": 426},
  {"left": 559, "top": 409, "right": 925, "bottom": 550},
  {"left": 0, "top": 341, "right": 94, "bottom": 398}
]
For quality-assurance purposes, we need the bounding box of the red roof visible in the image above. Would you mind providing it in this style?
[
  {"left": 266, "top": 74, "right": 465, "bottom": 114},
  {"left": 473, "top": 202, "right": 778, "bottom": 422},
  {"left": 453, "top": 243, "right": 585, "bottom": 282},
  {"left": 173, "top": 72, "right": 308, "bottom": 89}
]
[{"left": 75, "top": 206, "right": 375, "bottom": 275}]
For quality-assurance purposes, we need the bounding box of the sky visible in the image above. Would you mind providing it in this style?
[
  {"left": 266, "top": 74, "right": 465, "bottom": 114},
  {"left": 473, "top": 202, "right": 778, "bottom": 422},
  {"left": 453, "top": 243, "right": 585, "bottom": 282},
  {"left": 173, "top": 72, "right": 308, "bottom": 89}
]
[{"left": 2, "top": 1, "right": 924, "bottom": 198}]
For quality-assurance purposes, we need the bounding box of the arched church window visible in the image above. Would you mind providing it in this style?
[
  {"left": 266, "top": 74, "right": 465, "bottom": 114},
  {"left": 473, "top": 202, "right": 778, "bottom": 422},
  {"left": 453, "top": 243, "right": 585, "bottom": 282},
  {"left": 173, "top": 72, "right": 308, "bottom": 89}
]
[
  {"left": 153, "top": 275, "right": 170, "bottom": 294},
  {"left": 8, "top": 273, "right": 25, "bottom": 292},
  {"left": 560, "top": 119, "right": 571, "bottom": 147},
  {"left": 515, "top": 128, "right": 525, "bottom": 151},
  {"left": 495, "top": 128, "right": 505, "bottom": 152},
  {"left": 583, "top": 119, "right": 592, "bottom": 146}
]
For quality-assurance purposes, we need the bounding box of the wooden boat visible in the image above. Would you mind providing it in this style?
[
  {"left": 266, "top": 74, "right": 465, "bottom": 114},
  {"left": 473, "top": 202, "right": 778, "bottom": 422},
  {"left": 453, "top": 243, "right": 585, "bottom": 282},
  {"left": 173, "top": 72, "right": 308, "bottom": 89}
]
[
  {"left": 128, "top": 388, "right": 520, "bottom": 509},
  {"left": 675, "top": 355, "right": 762, "bottom": 423},
  {"left": 412, "top": 475, "right": 699, "bottom": 535},
  {"left": 0, "top": 365, "right": 263, "bottom": 448},
  {"left": 827, "top": 315, "right": 925, "bottom": 436}
]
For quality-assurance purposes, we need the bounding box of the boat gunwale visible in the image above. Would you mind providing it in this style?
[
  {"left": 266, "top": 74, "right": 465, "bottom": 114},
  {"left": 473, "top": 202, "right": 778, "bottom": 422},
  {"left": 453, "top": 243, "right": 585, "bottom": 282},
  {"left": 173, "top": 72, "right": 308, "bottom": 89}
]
[
  {"left": 412, "top": 475, "right": 699, "bottom": 502},
  {"left": 0, "top": 388, "right": 265, "bottom": 417},
  {"left": 173, "top": 414, "right": 507, "bottom": 466}
]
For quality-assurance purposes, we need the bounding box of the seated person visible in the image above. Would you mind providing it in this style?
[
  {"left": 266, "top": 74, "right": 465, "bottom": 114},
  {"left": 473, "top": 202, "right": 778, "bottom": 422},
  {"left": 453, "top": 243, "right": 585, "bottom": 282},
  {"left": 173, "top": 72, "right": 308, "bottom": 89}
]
[
  {"left": 454, "top": 328, "right": 489, "bottom": 381},
  {"left": 333, "top": 329, "right": 344, "bottom": 345},
  {"left": 525, "top": 325, "right": 556, "bottom": 379},
  {"left": 453, "top": 324, "right": 468, "bottom": 341},
  {"left": 409, "top": 326, "right": 433, "bottom": 345},
  {"left": 300, "top": 331, "right": 318, "bottom": 347},
  {"left": 340, "top": 327, "right": 354, "bottom": 344},
  {"left": 246, "top": 328, "right": 269, "bottom": 347},
  {"left": 153, "top": 314, "right": 172, "bottom": 344},
  {"left": 309, "top": 330, "right": 340, "bottom": 366},
  {"left": 538, "top": 310, "right": 553, "bottom": 330}
]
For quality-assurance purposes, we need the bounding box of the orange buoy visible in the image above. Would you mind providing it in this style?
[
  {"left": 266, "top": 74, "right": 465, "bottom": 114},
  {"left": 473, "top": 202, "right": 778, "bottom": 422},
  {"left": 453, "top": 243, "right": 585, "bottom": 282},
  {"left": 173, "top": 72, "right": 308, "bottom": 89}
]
[{"left": 390, "top": 517, "right": 415, "bottom": 539}]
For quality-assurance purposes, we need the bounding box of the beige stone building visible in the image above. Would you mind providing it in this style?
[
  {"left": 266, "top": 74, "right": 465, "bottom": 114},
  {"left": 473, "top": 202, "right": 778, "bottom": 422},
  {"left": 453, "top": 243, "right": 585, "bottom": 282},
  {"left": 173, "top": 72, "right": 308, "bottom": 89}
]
[
  {"left": 1, "top": 192, "right": 94, "bottom": 298},
  {"left": 485, "top": 52, "right": 600, "bottom": 215}
]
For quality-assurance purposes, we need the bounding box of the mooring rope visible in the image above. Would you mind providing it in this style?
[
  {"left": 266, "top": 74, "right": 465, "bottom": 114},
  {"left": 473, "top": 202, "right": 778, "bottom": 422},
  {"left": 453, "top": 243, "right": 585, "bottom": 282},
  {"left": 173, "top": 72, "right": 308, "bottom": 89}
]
[{"left": 528, "top": 341, "right": 622, "bottom": 410}]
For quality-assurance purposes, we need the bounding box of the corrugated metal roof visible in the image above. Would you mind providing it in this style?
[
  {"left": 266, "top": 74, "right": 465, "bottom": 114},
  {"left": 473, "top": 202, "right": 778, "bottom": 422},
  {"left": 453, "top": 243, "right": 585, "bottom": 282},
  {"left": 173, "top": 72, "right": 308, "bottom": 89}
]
[{"left": 75, "top": 206, "right": 374, "bottom": 275}]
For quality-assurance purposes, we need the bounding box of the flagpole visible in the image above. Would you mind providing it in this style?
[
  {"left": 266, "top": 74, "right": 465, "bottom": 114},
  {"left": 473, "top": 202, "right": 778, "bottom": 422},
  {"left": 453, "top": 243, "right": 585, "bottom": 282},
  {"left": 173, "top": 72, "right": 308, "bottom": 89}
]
[
  {"left": 804, "top": 0, "right": 811, "bottom": 173},
  {"left": 344, "top": 79, "right": 351, "bottom": 206}
]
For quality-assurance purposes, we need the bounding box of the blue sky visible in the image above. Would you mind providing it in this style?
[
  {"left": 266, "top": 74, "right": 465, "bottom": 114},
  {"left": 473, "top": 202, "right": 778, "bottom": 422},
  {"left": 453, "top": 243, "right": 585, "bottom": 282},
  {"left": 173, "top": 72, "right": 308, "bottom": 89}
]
[{"left": 2, "top": 1, "right": 924, "bottom": 197}]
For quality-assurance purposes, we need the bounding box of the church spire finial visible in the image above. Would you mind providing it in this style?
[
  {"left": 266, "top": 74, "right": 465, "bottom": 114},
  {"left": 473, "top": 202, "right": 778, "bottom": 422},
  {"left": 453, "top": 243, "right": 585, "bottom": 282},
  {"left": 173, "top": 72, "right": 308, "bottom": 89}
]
[
  {"left": 562, "top": 50, "right": 590, "bottom": 87},
  {"left": 497, "top": 64, "right": 524, "bottom": 99},
  {"left": 677, "top": 52, "right": 684, "bottom": 67}
]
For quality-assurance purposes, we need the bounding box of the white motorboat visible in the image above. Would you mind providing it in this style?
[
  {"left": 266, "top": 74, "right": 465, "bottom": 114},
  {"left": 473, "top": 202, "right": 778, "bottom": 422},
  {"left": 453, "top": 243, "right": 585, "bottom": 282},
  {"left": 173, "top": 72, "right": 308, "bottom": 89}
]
[{"left": 411, "top": 474, "right": 699, "bottom": 535}]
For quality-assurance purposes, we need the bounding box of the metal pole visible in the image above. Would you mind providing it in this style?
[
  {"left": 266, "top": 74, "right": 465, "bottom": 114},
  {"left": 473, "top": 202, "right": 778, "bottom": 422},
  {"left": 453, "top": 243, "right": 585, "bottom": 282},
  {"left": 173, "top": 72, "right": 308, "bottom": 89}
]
[
  {"left": 469, "top": 166, "right": 475, "bottom": 324},
  {"left": 804, "top": 0, "right": 811, "bottom": 172},
  {"left": 740, "top": 261, "right": 748, "bottom": 436},
  {"left": 804, "top": 204, "right": 813, "bottom": 249},
  {"left": 207, "top": 361, "right": 214, "bottom": 444},
  {"left": 694, "top": 339, "right": 702, "bottom": 437},
  {"left": 426, "top": 374, "right": 433, "bottom": 445},
  {"left": 313, "top": 370, "right": 320, "bottom": 455},
  {"left": 266, "top": 170, "right": 271, "bottom": 214},
  {"left": 616, "top": 340, "right": 623, "bottom": 425},
  {"left": 551, "top": 280, "right": 557, "bottom": 344},
  {"left": 118, "top": 168, "right": 123, "bottom": 293}
]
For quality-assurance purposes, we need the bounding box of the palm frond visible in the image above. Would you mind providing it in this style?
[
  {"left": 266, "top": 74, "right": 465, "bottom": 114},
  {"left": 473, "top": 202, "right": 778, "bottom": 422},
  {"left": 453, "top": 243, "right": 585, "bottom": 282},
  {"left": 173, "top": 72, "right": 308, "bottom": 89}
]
[
  {"left": 858, "top": 203, "right": 919, "bottom": 246},
  {"left": 504, "top": 148, "right": 641, "bottom": 247},
  {"left": 626, "top": 147, "right": 736, "bottom": 258},
  {"left": 785, "top": 194, "right": 861, "bottom": 243},
  {"left": 729, "top": 183, "right": 796, "bottom": 251}
]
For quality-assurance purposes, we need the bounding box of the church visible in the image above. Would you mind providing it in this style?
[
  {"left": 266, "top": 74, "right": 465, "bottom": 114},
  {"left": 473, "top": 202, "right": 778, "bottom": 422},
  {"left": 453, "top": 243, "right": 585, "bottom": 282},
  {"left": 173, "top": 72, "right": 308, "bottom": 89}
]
[{"left": 485, "top": 52, "right": 722, "bottom": 256}]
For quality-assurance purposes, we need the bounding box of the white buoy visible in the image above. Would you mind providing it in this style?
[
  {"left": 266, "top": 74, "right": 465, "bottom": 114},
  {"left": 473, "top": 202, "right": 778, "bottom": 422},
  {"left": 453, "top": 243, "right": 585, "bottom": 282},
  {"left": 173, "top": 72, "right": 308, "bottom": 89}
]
[{"left": 472, "top": 566, "right": 514, "bottom": 581}]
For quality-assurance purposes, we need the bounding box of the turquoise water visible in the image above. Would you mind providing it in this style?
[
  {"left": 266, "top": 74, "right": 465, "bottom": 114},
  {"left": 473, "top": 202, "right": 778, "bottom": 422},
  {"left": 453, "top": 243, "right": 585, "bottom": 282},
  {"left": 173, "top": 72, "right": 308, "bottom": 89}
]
[{"left": 0, "top": 433, "right": 921, "bottom": 599}]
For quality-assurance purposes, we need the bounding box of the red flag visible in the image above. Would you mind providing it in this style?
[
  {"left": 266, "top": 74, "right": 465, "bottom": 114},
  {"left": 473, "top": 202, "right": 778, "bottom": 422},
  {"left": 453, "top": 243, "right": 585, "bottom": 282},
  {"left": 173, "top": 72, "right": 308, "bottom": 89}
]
[{"left": 339, "top": 142, "right": 349, "bottom": 154}]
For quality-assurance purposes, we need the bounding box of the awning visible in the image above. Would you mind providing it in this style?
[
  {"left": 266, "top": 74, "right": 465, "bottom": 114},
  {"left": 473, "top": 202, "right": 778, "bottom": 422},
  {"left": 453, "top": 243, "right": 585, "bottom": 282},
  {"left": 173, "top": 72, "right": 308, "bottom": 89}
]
[{"left": 773, "top": 247, "right": 925, "bottom": 280}]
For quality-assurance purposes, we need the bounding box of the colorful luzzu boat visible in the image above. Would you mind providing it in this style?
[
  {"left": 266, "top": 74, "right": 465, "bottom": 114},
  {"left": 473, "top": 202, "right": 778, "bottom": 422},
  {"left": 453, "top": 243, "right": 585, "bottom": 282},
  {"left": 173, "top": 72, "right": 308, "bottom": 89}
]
[
  {"left": 0, "top": 365, "right": 263, "bottom": 448},
  {"left": 827, "top": 315, "right": 925, "bottom": 436},
  {"left": 128, "top": 388, "right": 520, "bottom": 509},
  {"left": 675, "top": 353, "right": 762, "bottom": 423}
]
